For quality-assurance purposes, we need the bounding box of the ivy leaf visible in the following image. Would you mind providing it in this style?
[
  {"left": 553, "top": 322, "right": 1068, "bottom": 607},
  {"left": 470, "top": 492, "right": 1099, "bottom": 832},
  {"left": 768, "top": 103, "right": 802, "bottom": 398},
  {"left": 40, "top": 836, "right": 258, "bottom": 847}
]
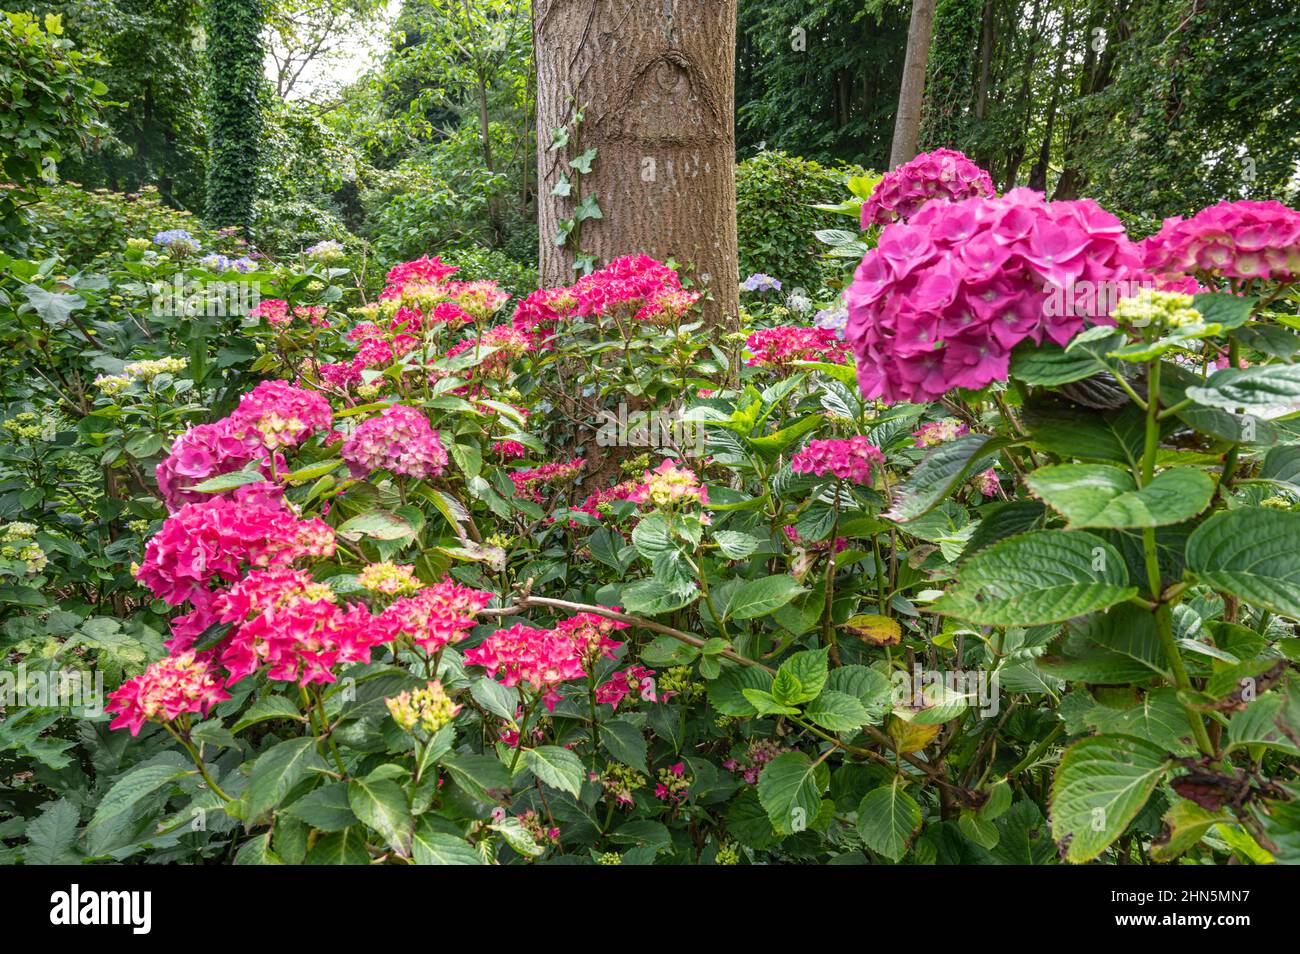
[
  {"left": 574, "top": 193, "right": 602, "bottom": 222},
  {"left": 569, "top": 147, "right": 598, "bottom": 173},
  {"left": 1050, "top": 734, "right": 1168, "bottom": 863},
  {"left": 933, "top": 530, "right": 1135, "bottom": 626}
]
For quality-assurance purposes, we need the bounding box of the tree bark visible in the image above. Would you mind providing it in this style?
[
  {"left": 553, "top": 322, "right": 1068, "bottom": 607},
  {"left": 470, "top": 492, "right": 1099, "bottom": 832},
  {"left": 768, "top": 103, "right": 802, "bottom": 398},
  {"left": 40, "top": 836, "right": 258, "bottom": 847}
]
[
  {"left": 534, "top": 0, "right": 739, "bottom": 327},
  {"left": 889, "top": 0, "right": 938, "bottom": 169}
]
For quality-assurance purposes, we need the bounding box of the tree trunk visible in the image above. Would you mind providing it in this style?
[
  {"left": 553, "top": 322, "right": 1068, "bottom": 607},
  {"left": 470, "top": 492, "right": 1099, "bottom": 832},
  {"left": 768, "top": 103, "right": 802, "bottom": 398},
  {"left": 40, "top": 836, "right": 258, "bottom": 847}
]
[
  {"left": 889, "top": 0, "right": 938, "bottom": 169},
  {"left": 534, "top": 0, "right": 739, "bottom": 328}
]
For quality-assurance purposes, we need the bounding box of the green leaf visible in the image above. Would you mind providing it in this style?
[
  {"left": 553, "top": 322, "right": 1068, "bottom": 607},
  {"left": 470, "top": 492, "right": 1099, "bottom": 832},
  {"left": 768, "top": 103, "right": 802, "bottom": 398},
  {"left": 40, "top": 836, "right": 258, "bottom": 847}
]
[
  {"left": 1185, "top": 363, "right": 1300, "bottom": 419},
  {"left": 336, "top": 509, "right": 415, "bottom": 542},
  {"left": 599, "top": 719, "right": 648, "bottom": 773},
  {"left": 89, "top": 761, "right": 189, "bottom": 831},
  {"left": 1050, "top": 734, "right": 1168, "bottom": 863},
  {"left": 1185, "top": 508, "right": 1300, "bottom": 620},
  {"left": 856, "top": 778, "right": 922, "bottom": 861},
  {"left": 933, "top": 530, "right": 1136, "bottom": 626},
  {"left": 804, "top": 690, "right": 870, "bottom": 732},
  {"left": 757, "top": 752, "right": 829, "bottom": 836},
  {"left": 1025, "top": 464, "right": 1214, "bottom": 529},
  {"left": 412, "top": 818, "right": 484, "bottom": 864},
  {"left": 1011, "top": 336, "right": 1118, "bottom": 386},
  {"left": 247, "top": 738, "right": 327, "bottom": 819},
  {"left": 1257, "top": 443, "right": 1300, "bottom": 490},
  {"left": 283, "top": 782, "right": 357, "bottom": 832},
  {"left": 706, "top": 666, "right": 773, "bottom": 716},
  {"left": 232, "top": 695, "right": 305, "bottom": 734},
  {"left": 348, "top": 776, "right": 413, "bottom": 855},
  {"left": 23, "top": 798, "right": 79, "bottom": 864},
  {"left": 774, "top": 648, "right": 829, "bottom": 705},
  {"left": 886, "top": 434, "right": 1015, "bottom": 522},
  {"left": 621, "top": 578, "right": 698, "bottom": 616},
  {"left": 1149, "top": 800, "right": 1231, "bottom": 863},
  {"left": 524, "top": 745, "right": 585, "bottom": 797},
  {"left": 306, "top": 827, "right": 370, "bottom": 865},
  {"left": 714, "top": 529, "right": 761, "bottom": 559},
  {"left": 729, "top": 574, "right": 805, "bottom": 620},
  {"left": 234, "top": 832, "right": 284, "bottom": 865},
  {"left": 191, "top": 469, "right": 266, "bottom": 493},
  {"left": 440, "top": 752, "right": 509, "bottom": 802}
]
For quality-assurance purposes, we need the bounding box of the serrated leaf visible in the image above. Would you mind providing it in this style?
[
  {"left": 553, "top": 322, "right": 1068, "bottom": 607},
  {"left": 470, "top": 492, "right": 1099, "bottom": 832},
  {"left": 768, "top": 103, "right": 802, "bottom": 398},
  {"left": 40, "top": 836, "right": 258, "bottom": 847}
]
[
  {"left": 1185, "top": 508, "right": 1300, "bottom": 620},
  {"left": 1025, "top": 464, "right": 1214, "bottom": 529},
  {"left": 524, "top": 745, "right": 585, "bottom": 797},
  {"left": 348, "top": 776, "right": 413, "bottom": 855},
  {"left": 856, "top": 778, "right": 921, "bottom": 861},
  {"left": 1049, "top": 734, "right": 1168, "bottom": 863},
  {"left": 757, "top": 752, "right": 828, "bottom": 835},
  {"left": 932, "top": 530, "right": 1136, "bottom": 626}
]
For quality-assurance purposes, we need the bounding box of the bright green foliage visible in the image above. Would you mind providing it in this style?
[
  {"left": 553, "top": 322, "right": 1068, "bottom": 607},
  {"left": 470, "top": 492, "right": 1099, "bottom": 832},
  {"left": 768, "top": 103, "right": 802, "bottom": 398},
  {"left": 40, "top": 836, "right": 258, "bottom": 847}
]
[{"left": 204, "top": 0, "right": 266, "bottom": 230}]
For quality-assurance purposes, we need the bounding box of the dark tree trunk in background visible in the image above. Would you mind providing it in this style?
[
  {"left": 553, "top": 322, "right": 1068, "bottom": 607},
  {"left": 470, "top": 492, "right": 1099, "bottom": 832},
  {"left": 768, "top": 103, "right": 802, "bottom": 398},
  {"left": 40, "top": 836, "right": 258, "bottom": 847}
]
[
  {"left": 889, "top": 0, "right": 938, "bottom": 168},
  {"left": 205, "top": 0, "right": 264, "bottom": 230},
  {"left": 534, "top": 0, "right": 739, "bottom": 327}
]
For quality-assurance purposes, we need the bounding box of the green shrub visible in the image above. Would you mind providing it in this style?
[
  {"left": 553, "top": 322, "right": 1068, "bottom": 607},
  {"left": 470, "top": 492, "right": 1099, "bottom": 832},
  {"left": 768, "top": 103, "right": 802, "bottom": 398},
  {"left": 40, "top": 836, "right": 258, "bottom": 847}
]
[{"left": 736, "top": 150, "right": 869, "bottom": 294}]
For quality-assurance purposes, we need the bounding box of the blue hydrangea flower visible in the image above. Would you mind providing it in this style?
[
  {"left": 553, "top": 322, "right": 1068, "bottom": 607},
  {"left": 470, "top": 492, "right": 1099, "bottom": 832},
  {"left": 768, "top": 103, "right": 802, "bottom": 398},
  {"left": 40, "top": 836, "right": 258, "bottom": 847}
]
[
  {"left": 199, "top": 253, "right": 231, "bottom": 272},
  {"left": 152, "top": 229, "right": 199, "bottom": 254},
  {"left": 231, "top": 257, "right": 258, "bottom": 273},
  {"left": 741, "top": 272, "right": 782, "bottom": 293}
]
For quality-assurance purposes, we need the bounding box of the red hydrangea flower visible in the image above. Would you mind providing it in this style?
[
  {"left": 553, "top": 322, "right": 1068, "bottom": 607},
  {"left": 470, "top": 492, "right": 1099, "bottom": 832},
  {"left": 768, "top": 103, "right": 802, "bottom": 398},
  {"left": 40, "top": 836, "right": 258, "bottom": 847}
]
[
  {"left": 221, "top": 597, "right": 388, "bottom": 687},
  {"left": 554, "top": 610, "right": 628, "bottom": 666},
  {"left": 509, "top": 457, "right": 585, "bottom": 502},
  {"left": 745, "top": 326, "right": 850, "bottom": 370},
  {"left": 861, "top": 148, "right": 995, "bottom": 227},
  {"left": 384, "top": 254, "right": 459, "bottom": 293},
  {"left": 463, "top": 623, "right": 586, "bottom": 711},
  {"left": 596, "top": 665, "right": 657, "bottom": 710},
  {"left": 106, "top": 651, "right": 231, "bottom": 736},
  {"left": 377, "top": 578, "right": 493, "bottom": 653}
]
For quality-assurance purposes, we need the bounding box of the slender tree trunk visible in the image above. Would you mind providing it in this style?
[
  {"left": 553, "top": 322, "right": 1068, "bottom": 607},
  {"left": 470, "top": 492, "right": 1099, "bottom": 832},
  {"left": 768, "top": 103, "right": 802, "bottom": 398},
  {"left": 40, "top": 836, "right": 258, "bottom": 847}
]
[
  {"left": 889, "top": 0, "right": 938, "bottom": 169},
  {"left": 534, "top": 0, "right": 739, "bottom": 327},
  {"left": 974, "top": 0, "right": 995, "bottom": 120}
]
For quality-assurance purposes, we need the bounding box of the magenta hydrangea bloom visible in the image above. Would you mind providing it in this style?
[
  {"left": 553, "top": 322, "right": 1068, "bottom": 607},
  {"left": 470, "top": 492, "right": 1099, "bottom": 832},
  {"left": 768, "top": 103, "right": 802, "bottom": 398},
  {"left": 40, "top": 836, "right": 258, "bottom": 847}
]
[
  {"left": 136, "top": 496, "right": 335, "bottom": 606},
  {"left": 844, "top": 188, "right": 1144, "bottom": 403},
  {"left": 341, "top": 404, "right": 448, "bottom": 480},
  {"left": 745, "top": 326, "right": 850, "bottom": 370},
  {"left": 228, "top": 379, "right": 333, "bottom": 450},
  {"left": 860, "top": 148, "right": 995, "bottom": 227},
  {"left": 1139, "top": 199, "right": 1300, "bottom": 282},
  {"left": 791, "top": 437, "right": 884, "bottom": 486},
  {"left": 105, "top": 651, "right": 230, "bottom": 736},
  {"left": 156, "top": 418, "right": 270, "bottom": 513}
]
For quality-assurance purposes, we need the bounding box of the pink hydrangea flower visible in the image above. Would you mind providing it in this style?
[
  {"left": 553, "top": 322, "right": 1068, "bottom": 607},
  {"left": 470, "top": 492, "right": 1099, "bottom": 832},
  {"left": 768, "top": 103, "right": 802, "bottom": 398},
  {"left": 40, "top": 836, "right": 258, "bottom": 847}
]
[
  {"left": 509, "top": 458, "right": 585, "bottom": 502},
  {"left": 632, "top": 459, "right": 708, "bottom": 510},
  {"left": 377, "top": 578, "right": 493, "bottom": 653},
  {"left": 341, "top": 404, "right": 448, "bottom": 480},
  {"left": 221, "top": 597, "right": 388, "bottom": 687},
  {"left": 106, "top": 650, "right": 230, "bottom": 736},
  {"left": 861, "top": 148, "right": 995, "bottom": 227},
  {"left": 136, "top": 497, "right": 335, "bottom": 606},
  {"left": 913, "top": 418, "right": 970, "bottom": 448},
  {"left": 463, "top": 623, "right": 586, "bottom": 711},
  {"left": 745, "top": 326, "right": 850, "bottom": 370},
  {"left": 383, "top": 254, "right": 459, "bottom": 293},
  {"left": 1139, "top": 199, "right": 1300, "bottom": 282},
  {"left": 491, "top": 439, "right": 527, "bottom": 461},
  {"left": 554, "top": 610, "right": 628, "bottom": 666},
  {"left": 845, "top": 188, "right": 1145, "bottom": 403},
  {"left": 228, "top": 379, "right": 333, "bottom": 450},
  {"left": 511, "top": 286, "right": 578, "bottom": 339},
  {"left": 790, "top": 437, "right": 884, "bottom": 485},
  {"left": 155, "top": 418, "right": 270, "bottom": 513},
  {"left": 596, "top": 665, "right": 657, "bottom": 710}
]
